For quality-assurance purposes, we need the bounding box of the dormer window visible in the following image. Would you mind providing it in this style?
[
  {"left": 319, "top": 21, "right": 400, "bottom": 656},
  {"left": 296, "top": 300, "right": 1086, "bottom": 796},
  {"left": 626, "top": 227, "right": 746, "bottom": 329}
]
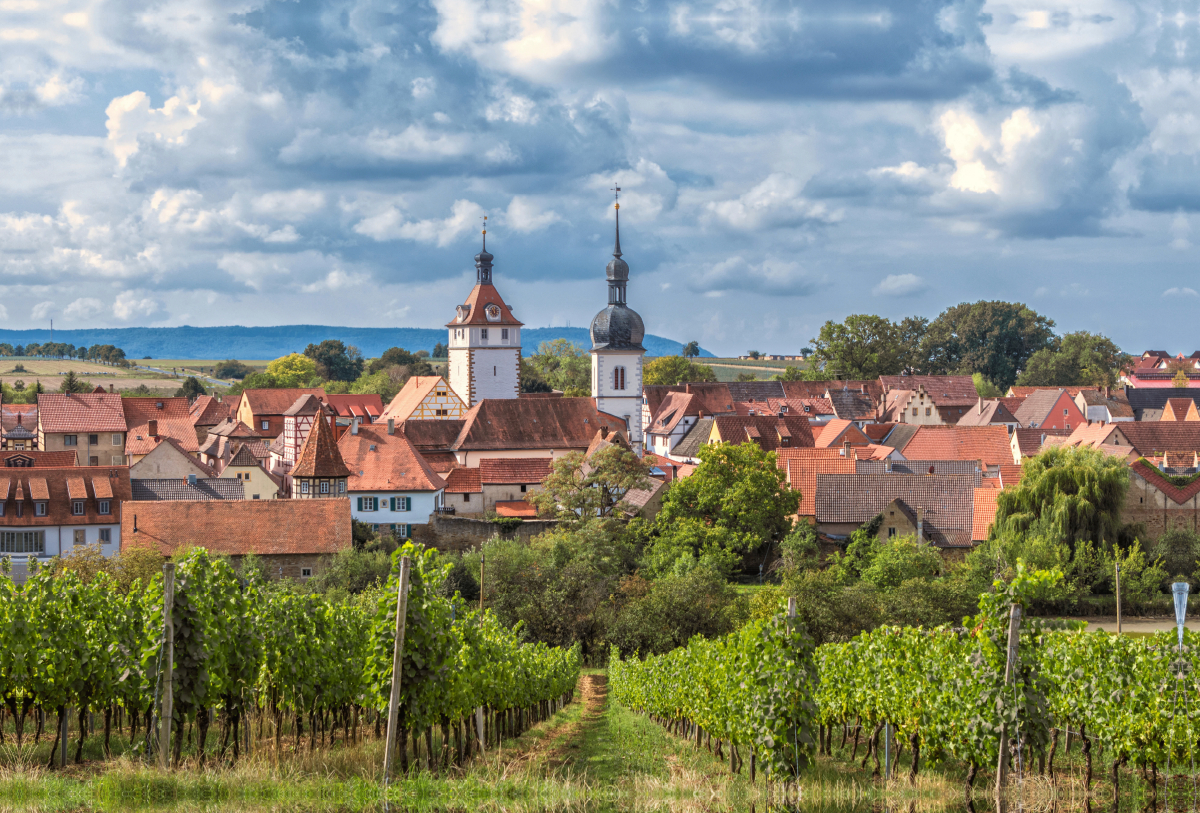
[
  {"left": 34, "top": 502, "right": 47, "bottom": 516},
  {"left": 456, "top": 305, "right": 470, "bottom": 322}
]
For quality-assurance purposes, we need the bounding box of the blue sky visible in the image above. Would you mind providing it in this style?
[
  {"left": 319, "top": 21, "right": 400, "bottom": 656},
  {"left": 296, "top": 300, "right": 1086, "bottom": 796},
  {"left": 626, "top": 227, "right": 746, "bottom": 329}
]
[{"left": 0, "top": 0, "right": 1196, "bottom": 356}]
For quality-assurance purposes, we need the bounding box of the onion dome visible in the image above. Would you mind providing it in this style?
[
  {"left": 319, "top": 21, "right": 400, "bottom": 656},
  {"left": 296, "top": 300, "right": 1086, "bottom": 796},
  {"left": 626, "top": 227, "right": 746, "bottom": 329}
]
[{"left": 590, "top": 201, "right": 645, "bottom": 352}]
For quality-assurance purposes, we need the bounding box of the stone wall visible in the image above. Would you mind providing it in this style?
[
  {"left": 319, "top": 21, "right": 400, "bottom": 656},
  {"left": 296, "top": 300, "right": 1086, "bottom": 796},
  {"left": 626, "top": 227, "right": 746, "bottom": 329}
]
[
  {"left": 1124, "top": 469, "right": 1200, "bottom": 542},
  {"left": 419, "top": 513, "right": 559, "bottom": 552}
]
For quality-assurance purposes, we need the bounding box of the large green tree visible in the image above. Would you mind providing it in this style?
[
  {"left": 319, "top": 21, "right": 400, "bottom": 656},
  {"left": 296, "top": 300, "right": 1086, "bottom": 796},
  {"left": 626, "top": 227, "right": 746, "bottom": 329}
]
[
  {"left": 528, "top": 443, "right": 653, "bottom": 520},
  {"left": 993, "top": 446, "right": 1130, "bottom": 549},
  {"left": 809, "top": 314, "right": 928, "bottom": 380},
  {"left": 304, "top": 340, "right": 364, "bottom": 381},
  {"left": 658, "top": 442, "right": 799, "bottom": 556},
  {"left": 1016, "top": 331, "right": 1128, "bottom": 388},
  {"left": 526, "top": 339, "right": 591, "bottom": 396},
  {"left": 642, "top": 355, "right": 718, "bottom": 386},
  {"left": 264, "top": 353, "right": 319, "bottom": 388},
  {"left": 920, "top": 300, "right": 1056, "bottom": 389}
]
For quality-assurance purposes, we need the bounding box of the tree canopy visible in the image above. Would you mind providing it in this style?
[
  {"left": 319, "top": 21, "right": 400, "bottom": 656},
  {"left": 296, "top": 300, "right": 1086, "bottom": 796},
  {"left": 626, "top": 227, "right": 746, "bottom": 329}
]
[
  {"left": 175, "top": 376, "right": 206, "bottom": 400},
  {"left": 525, "top": 340, "right": 590, "bottom": 396},
  {"left": 920, "top": 300, "right": 1056, "bottom": 389},
  {"left": 264, "top": 353, "right": 319, "bottom": 388},
  {"left": 1016, "top": 331, "right": 1127, "bottom": 388},
  {"left": 642, "top": 355, "right": 717, "bottom": 386},
  {"left": 304, "top": 340, "right": 364, "bottom": 381},
  {"left": 528, "top": 443, "right": 653, "bottom": 520},
  {"left": 681, "top": 341, "right": 700, "bottom": 358},
  {"left": 809, "top": 314, "right": 927, "bottom": 380}
]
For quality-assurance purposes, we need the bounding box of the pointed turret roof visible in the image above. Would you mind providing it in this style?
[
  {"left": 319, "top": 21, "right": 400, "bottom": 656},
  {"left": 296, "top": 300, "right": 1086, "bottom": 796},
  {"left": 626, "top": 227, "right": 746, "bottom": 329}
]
[{"left": 291, "top": 415, "right": 351, "bottom": 478}]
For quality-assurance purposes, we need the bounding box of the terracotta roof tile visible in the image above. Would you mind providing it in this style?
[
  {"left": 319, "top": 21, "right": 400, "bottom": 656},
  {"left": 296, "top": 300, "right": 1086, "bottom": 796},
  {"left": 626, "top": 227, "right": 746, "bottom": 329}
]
[
  {"left": 325, "top": 393, "right": 384, "bottom": 419},
  {"left": 998, "top": 396, "right": 1026, "bottom": 415},
  {"left": 208, "top": 419, "right": 264, "bottom": 439},
  {"left": 338, "top": 424, "right": 446, "bottom": 492},
  {"left": 401, "top": 420, "right": 466, "bottom": 450},
  {"left": 1014, "top": 389, "right": 1071, "bottom": 427},
  {"left": 815, "top": 472, "right": 977, "bottom": 545},
  {"left": 1130, "top": 459, "right": 1200, "bottom": 505},
  {"left": 0, "top": 466, "right": 130, "bottom": 527},
  {"left": 1163, "top": 398, "right": 1199, "bottom": 421},
  {"left": 451, "top": 398, "right": 626, "bottom": 452},
  {"left": 956, "top": 399, "right": 1018, "bottom": 427},
  {"left": 999, "top": 464, "right": 1023, "bottom": 487},
  {"left": 123, "top": 397, "right": 200, "bottom": 456},
  {"left": 879, "top": 375, "right": 977, "bottom": 406},
  {"left": 292, "top": 415, "right": 351, "bottom": 478},
  {"left": 189, "top": 395, "right": 231, "bottom": 426},
  {"left": 733, "top": 398, "right": 834, "bottom": 418},
  {"left": 445, "top": 283, "right": 523, "bottom": 327},
  {"left": 283, "top": 393, "right": 326, "bottom": 416},
  {"left": 826, "top": 388, "right": 877, "bottom": 420},
  {"left": 972, "top": 488, "right": 1000, "bottom": 541},
  {"left": 712, "top": 415, "right": 814, "bottom": 452},
  {"left": 239, "top": 388, "right": 326, "bottom": 418},
  {"left": 1013, "top": 427, "right": 1073, "bottom": 456},
  {"left": 92, "top": 476, "right": 114, "bottom": 499},
  {"left": 900, "top": 425, "right": 1012, "bottom": 467},
  {"left": 2, "top": 404, "right": 37, "bottom": 434},
  {"left": 122, "top": 499, "right": 352, "bottom": 557},
  {"left": 776, "top": 447, "right": 856, "bottom": 517},
  {"left": 0, "top": 450, "right": 77, "bottom": 467},
  {"left": 726, "top": 381, "right": 785, "bottom": 402},
  {"left": 494, "top": 500, "right": 538, "bottom": 517},
  {"left": 1113, "top": 423, "right": 1200, "bottom": 456},
  {"left": 479, "top": 457, "right": 552, "bottom": 484},
  {"left": 444, "top": 467, "right": 482, "bottom": 493},
  {"left": 66, "top": 476, "right": 87, "bottom": 500},
  {"left": 1009, "top": 386, "right": 1096, "bottom": 398},
  {"left": 642, "top": 384, "right": 734, "bottom": 421},
  {"left": 815, "top": 419, "right": 870, "bottom": 448},
  {"left": 37, "top": 393, "right": 127, "bottom": 433}
]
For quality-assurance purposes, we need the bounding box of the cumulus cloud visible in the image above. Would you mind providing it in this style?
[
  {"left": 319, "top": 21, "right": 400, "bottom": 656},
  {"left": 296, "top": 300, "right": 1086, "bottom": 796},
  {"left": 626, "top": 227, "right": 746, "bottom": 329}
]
[
  {"left": 113, "top": 291, "right": 164, "bottom": 321},
  {"left": 1163, "top": 287, "right": 1199, "bottom": 297},
  {"left": 353, "top": 199, "right": 485, "bottom": 247},
  {"left": 105, "top": 91, "right": 202, "bottom": 167},
  {"left": 64, "top": 297, "right": 104, "bottom": 320},
  {"left": 690, "top": 256, "right": 827, "bottom": 296},
  {"left": 31, "top": 301, "right": 54, "bottom": 319},
  {"left": 504, "top": 196, "right": 561, "bottom": 232},
  {"left": 873, "top": 274, "right": 929, "bottom": 297},
  {"left": 706, "top": 174, "right": 837, "bottom": 231}
]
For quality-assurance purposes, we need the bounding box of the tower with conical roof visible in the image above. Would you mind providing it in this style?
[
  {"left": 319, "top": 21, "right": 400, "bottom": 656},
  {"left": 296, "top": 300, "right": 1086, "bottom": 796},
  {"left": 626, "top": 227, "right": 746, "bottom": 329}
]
[
  {"left": 290, "top": 409, "right": 350, "bottom": 499},
  {"left": 446, "top": 218, "right": 523, "bottom": 406},
  {"left": 590, "top": 189, "right": 646, "bottom": 450}
]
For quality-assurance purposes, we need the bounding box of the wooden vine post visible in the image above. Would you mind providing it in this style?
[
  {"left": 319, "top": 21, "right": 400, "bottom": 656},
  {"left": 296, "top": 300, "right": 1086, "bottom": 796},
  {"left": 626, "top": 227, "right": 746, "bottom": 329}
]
[
  {"left": 160, "top": 563, "right": 175, "bottom": 771},
  {"left": 1115, "top": 562, "right": 1122, "bottom": 634},
  {"left": 995, "top": 603, "right": 1022, "bottom": 797},
  {"left": 383, "top": 555, "right": 412, "bottom": 784}
]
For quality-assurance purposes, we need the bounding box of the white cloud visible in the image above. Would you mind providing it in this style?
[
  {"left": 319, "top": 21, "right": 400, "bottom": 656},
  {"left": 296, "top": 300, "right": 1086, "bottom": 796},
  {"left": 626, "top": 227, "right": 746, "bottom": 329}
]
[
  {"left": 691, "top": 256, "right": 827, "bottom": 296},
  {"left": 252, "top": 190, "right": 326, "bottom": 220},
  {"left": 64, "top": 297, "right": 104, "bottom": 320},
  {"left": 940, "top": 110, "right": 998, "bottom": 194},
  {"left": 113, "top": 290, "right": 163, "bottom": 320},
  {"left": 105, "top": 91, "right": 203, "bottom": 167},
  {"left": 1163, "top": 287, "right": 1199, "bottom": 297},
  {"left": 504, "top": 196, "right": 561, "bottom": 232},
  {"left": 873, "top": 273, "right": 929, "bottom": 297},
  {"left": 707, "top": 174, "right": 837, "bottom": 230},
  {"left": 31, "top": 300, "right": 54, "bottom": 319},
  {"left": 411, "top": 77, "right": 436, "bottom": 99},
  {"left": 486, "top": 87, "right": 538, "bottom": 124},
  {"left": 301, "top": 268, "right": 368, "bottom": 293},
  {"left": 354, "top": 199, "right": 484, "bottom": 246},
  {"left": 0, "top": 304, "right": 7, "bottom": 319}
]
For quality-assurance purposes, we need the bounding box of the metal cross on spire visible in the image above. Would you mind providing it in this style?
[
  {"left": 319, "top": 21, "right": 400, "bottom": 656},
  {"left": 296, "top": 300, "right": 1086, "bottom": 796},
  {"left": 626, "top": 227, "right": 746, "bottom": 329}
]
[
  {"left": 480, "top": 215, "right": 487, "bottom": 251},
  {"left": 611, "top": 184, "right": 622, "bottom": 257}
]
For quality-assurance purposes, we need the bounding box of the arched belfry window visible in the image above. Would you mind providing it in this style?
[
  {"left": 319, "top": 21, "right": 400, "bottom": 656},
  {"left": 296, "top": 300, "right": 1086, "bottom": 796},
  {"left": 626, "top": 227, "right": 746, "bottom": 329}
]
[{"left": 613, "top": 366, "right": 626, "bottom": 391}]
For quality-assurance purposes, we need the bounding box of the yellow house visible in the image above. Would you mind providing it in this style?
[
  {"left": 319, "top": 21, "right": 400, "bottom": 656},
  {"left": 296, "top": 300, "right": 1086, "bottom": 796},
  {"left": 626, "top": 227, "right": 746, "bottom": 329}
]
[
  {"left": 381, "top": 376, "right": 466, "bottom": 422},
  {"left": 220, "top": 443, "right": 279, "bottom": 500}
]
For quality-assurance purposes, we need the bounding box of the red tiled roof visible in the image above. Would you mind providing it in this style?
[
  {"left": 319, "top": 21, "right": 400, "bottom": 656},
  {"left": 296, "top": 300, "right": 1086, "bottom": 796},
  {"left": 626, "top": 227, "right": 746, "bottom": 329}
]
[
  {"left": 712, "top": 415, "right": 814, "bottom": 452},
  {"left": 642, "top": 384, "right": 735, "bottom": 422},
  {"left": 238, "top": 388, "right": 326, "bottom": 418},
  {"left": 733, "top": 398, "right": 834, "bottom": 418},
  {"left": 417, "top": 451, "right": 459, "bottom": 473},
  {"left": 401, "top": 420, "right": 466, "bottom": 450},
  {"left": 122, "top": 499, "right": 352, "bottom": 557},
  {"left": 207, "top": 419, "right": 264, "bottom": 439},
  {"left": 1163, "top": 398, "right": 1198, "bottom": 421},
  {"left": 998, "top": 396, "right": 1026, "bottom": 415},
  {"left": 900, "top": 425, "right": 1012, "bottom": 467},
  {"left": 999, "top": 464, "right": 1023, "bottom": 487},
  {"left": 123, "top": 397, "right": 200, "bottom": 456},
  {"left": 972, "top": 488, "right": 999, "bottom": 541},
  {"left": 650, "top": 391, "right": 698, "bottom": 434},
  {"left": 479, "top": 457, "right": 552, "bottom": 484},
  {"left": 776, "top": 447, "right": 856, "bottom": 517},
  {"left": 37, "top": 393, "right": 127, "bottom": 433},
  {"left": 326, "top": 393, "right": 385, "bottom": 419},
  {"left": 879, "top": 375, "right": 977, "bottom": 406},
  {"left": 0, "top": 466, "right": 130, "bottom": 527},
  {"left": 451, "top": 398, "right": 626, "bottom": 452},
  {"left": 445, "top": 283, "right": 523, "bottom": 327},
  {"left": 1008, "top": 386, "right": 1096, "bottom": 398},
  {"left": 494, "top": 500, "right": 538, "bottom": 518},
  {"left": 0, "top": 450, "right": 77, "bottom": 467},
  {"left": 815, "top": 419, "right": 870, "bottom": 448},
  {"left": 815, "top": 473, "right": 977, "bottom": 545},
  {"left": 1013, "top": 389, "right": 1075, "bottom": 427},
  {"left": 1114, "top": 423, "right": 1200, "bottom": 456},
  {"left": 292, "top": 414, "right": 351, "bottom": 478},
  {"left": 444, "top": 467, "right": 482, "bottom": 493},
  {"left": 956, "top": 399, "right": 1018, "bottom": 427},
  {"left": 1013, "top": 427, "right": 1073, "bottom": 456},
  {"left": 1130, "top": 459, "right": 1200, "bottom": 505},
  {"left": 338, "top": 424, "right": 446, "bottom": 492},
  {"left": 189, "top": 395, "right": 230, "bottom": 427},
  {"left": 2, "top": 404, "right": 37, "bottom": 434}
]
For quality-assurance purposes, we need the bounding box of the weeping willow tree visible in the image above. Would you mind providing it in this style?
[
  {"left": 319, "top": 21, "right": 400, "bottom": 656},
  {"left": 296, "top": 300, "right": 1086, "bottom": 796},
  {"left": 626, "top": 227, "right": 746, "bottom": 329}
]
[{"left": 994, "top": 446, "right": 1129, "bottom": 549}]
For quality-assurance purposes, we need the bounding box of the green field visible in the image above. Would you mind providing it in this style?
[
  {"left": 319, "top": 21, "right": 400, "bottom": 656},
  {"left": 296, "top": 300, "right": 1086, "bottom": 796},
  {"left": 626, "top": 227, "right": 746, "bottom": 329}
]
[{"left": 702, "top": 357, "right": 808, "bottom": 382}]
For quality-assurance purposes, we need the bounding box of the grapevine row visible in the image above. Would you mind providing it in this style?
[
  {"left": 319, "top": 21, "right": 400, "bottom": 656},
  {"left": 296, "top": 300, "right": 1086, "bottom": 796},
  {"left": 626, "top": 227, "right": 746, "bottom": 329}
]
[{"left": 0, "top": 543, "right": 580, "bottom": 769}]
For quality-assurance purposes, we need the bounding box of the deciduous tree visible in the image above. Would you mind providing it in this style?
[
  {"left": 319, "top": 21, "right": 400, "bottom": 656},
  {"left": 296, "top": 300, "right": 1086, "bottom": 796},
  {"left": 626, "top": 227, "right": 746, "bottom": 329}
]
[
  {"left": 922, "top": 301, "right": 1056, "bottom": 389},
  {"left": 810, "top": 314, "right": 928, "bottom": 380},
  {"left": 642, "top": 355, "right": 718, "bottom": 386}
]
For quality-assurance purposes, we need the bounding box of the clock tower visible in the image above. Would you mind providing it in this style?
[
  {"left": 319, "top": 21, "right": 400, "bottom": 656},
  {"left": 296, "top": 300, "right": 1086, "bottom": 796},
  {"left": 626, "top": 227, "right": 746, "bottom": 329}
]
[{"left": 446, "top": 224, "right": 523, "bottom": 406}]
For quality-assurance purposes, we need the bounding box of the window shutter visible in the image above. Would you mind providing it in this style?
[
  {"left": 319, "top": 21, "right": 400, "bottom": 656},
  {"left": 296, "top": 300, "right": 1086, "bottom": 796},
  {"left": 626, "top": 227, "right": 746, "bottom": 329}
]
[
  {"left": 405, "top": 497, "right": 412, "bottom": 511},
  {"left": 390, "top": 497, "right": 396, "bottom": 511},
  {"left": 357, "top": 497, "right": 363, "bottom": 511}
]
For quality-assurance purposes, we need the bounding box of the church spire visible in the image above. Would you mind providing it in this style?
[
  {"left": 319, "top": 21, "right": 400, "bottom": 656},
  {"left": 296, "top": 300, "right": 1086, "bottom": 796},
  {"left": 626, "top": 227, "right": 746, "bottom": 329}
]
[
  {"left": 604, "top": 186, "right": 629, "bottom": 305},
  {"left": 474, "top": 215, "right": 493, "bottom": 284},
  {"left": 612, "top": 185, "right": 622, "bottom": 259}
]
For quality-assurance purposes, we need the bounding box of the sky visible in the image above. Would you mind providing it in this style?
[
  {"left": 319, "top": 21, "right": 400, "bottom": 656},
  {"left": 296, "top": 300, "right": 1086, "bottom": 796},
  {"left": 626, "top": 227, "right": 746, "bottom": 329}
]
[{"left": 0, "top": 0, "right": 1197, "bottom": 356}]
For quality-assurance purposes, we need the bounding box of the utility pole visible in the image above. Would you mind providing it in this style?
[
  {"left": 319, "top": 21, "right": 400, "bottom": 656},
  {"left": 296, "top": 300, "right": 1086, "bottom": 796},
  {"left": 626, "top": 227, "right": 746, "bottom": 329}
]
[
  {"left": 383, "top": 556, "right": 412, "bottom": 784},
  {"left": 479, "top": 551, "right": 485, "bottom": 613},
  {"left": 1115, "top": 562, "right": 1122, "bottom": 634},
  {"left": 160, "top": 563, "right": 175, "bottom": 770},
  {"left": 995, "top": 604, "right": 1022, "bottom": 797}
]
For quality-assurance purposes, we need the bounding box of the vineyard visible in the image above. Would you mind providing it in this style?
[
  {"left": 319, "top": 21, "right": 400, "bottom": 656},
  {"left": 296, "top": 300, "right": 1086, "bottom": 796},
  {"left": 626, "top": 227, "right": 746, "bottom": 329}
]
[
  {"left": 0, "top": 544, "right": 580, "bottom": 772},
  {"left": 612, "top": 567, "right": 1200, "bottom": 797}
]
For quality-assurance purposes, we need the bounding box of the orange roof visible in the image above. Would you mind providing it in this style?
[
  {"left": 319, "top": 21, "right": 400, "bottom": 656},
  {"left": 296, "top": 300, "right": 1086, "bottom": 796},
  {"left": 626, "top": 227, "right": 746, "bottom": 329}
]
[
  {"left": 999, "top": 464, "right": 1023, "bottom": 487},
  {"left": 444, "top": 467, "right": 482, "bottom": 493},
  {"left": 123, "top": 397, "right": 200, "bottom": 456},
  {"left": 292, "top": 415, "right": 351, "bottom": 478},
  {"left": 0, "top": 466, "right": 130, "bottom": 526},
  {"left": 445, "top": 283, "right": 523, "bottom": 327},
  {"left": 859, "top": 443, "right": 895, "bottom": 460},
  {"left": 814, "top": 419, "right": 870, "bottom": 448},
  {"left": 189, "top": 395, "right": 231, "bottom": 427},
  {"left": 337, "top": 424, "right": 446, "bottom": 492},
  {"left": 37, "top": 393, "right": 127, "bottom": 433},
  {"left": 238, "top": 388, "right": 326, "bottom": 418},
  {"left": 494, "top": 500, "right": 538, "bottom": 518},
  {"left": 1162, "top": 398, "right": 1199, "bottom": 421},
  {"left": 900, "top": 426, "right": 1012, "bottom": 467},
  {"left": 325, "top": 393, "right": 385, "bottom": 419},
  {"left": 381, "top": 377, "right": 455, "bottom": 422},
  {"left": 122, "top": 499, "right": 352, "bottom": 556},
  {"left": 733, "top": 398, "right": 833, "bottom": 418},
  {"left": 775, "top": 447, "right": 856, "bottom": 517},
  {"left": 1008, "top": 386, "right": 1096, "bottom": 398},
  {"left": 479, "top": 457, "right": 552, "bottom": 484},
  {"left": 0, "top": 450, "right": 77, "bottom": 466},
  {"left": 972, "top": 488, "right": 1000, "bottom": 541}
]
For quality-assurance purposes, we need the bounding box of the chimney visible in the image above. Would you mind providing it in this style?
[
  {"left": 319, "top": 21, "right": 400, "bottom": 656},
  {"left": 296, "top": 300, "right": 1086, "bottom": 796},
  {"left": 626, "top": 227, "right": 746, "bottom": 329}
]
[
  {"left": 916, "top": 508, "right": 924, "bottom": 541},
  {"left": 148, "top": 419, "right": 158, "bottom": 438},
  {"left": 885, "top": 459, "right": 892, "bottom": 472},
  {"left": 686, "top": 384, "right": 692, "bottom": 394},
  {"left": 978, "top": 397, "right": 983, "bottom": 414},
  {"left": 187, "top": 474, "right": 197, "bottom": 486},
  {"left": 387, "top": 418, "right": 395, "bottom": 436},
  {"left": 351, "top": 417, "right": 360, "bottom": 436},
  {"left": 109, "top": 384, "right": 115, "bottom": 394},
  {"left": 861, "top": 385, "right": 867, "bottom": 395},
  {"left": 698, "top": 409, "right": 705, "bottom": 419}
]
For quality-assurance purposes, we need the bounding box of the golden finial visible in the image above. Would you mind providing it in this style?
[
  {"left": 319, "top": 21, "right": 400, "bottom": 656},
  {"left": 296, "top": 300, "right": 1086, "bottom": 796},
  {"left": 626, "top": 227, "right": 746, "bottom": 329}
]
[{"left": 612, "top": 183, "right": 620, "bottom": 210}]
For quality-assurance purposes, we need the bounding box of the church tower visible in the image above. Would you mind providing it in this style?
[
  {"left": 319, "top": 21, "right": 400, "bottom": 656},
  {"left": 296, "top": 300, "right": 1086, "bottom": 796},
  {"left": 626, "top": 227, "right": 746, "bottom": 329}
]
[
  {"left": 590, "top": 191, "right": 646, "bottom": 451},
  {"left": 446, "top": 220, "right": 522, "bottom": 406}
]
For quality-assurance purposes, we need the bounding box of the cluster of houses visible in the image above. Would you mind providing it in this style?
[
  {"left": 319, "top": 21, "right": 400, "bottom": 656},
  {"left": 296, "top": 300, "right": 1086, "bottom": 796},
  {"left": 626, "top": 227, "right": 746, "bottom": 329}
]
[{"left": 2, "top": 210, "right": 1196, "bottom": 577}]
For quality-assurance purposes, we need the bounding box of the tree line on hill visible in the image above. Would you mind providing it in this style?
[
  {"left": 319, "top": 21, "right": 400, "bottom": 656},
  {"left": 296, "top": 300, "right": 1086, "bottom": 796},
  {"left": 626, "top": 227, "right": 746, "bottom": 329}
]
[{"left": 0, "top": 343, "right": 129, "bottom": 365}]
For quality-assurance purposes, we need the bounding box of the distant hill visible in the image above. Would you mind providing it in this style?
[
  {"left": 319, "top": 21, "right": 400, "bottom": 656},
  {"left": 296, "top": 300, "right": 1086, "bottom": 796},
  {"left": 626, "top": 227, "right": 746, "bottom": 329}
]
[{"left": 0, "top": 326, "right": 713, "bottom": 360}]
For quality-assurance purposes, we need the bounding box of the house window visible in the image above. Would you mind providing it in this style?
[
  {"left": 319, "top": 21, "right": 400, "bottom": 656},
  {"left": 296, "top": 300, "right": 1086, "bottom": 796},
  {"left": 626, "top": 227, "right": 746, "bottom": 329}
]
[
  {"left": 781, "top": 437, "right": 790, "bottom": 447},
  {"left": 520, "top": 484, "right": 527, "bottom": 493},
  {"left": 301, "top": 567, "right": 313, "bottom": 578},
  {"left": 925, "top": 408, "right": 931, "bottom": 416},
  {"left": 1064, "top": 408, "right": 1068, "bottom": 415},
  {"left": 0, "top": 530, "right": 44, "bottom": 554},
  {"left": 0, "top": 503, "right": 4, "bottom": 516},
  {"left": 112, "top": 434, "right": 122, "bottom": 446},
  {"left": 300, "top": 481, "right": 310, "bottom": 494},
  {"left": 15, "top": 503, "right": 22, "bottom": 517},
  {"left": 261, "top": 420, "right": 269, "bottom": 431},
  {"left": 72, "top": 500, "right": 84, "bottom": 516},
  {"left": 320, "top": 481, "right": 330, "bottom": 494},
  {"left": 911, "top": 409, "right": 918, "bottom": 417},
  {"left": 73, "top": 529, "right": 86, "bottom": 545},
  {"left": 481, "top": 329, "right": 488, "bottom": 340},
  {"left": 888, "top": 527, "right": 896, "bottom": 538},
  {"left": 390, "top": 497, "right": 412, "bottom": 512},
  {"left": 613, "top": 366, "right": 626, "bottom": 391},
  {"left": 99, "top": 528, "right": 111, "bottom": 543},
  {"left": 64, "top": 435, "right": 78, "bottom": 446},
  {"left": 111, "top": 456, "right": 123, "bottom": 465},
  {"left": 99, "top": 500, "right": 111, "bottom": 514},
  {"left": 358, "top": 496, "right": 378, "bottom": 512},
  {"left": 89, "top": 434, "right": 98, "bottom": 445},
  {"left": 398, "top": 524, "right": 410, "bottom": 539},
  {"left": 34, "top": 502, "right": 47, "bottom": 516},
  {"left": 1066, "top": 423, "right": 1070, "bottom": 430},
  {"left": 464, "top": 493, "right": 470, "bottom": 502},
  {"left": 501, "top": 329, "right": 508, "bottom": 340},
  {"left": 338, "top": 481, "right": 346, "bottom": 493}
]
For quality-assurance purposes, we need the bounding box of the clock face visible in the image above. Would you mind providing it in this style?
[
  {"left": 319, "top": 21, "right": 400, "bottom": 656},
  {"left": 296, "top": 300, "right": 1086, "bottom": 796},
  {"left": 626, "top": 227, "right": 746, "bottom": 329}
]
[{"left": 485, "top": 304, "right": 501, "bottom": 322}]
